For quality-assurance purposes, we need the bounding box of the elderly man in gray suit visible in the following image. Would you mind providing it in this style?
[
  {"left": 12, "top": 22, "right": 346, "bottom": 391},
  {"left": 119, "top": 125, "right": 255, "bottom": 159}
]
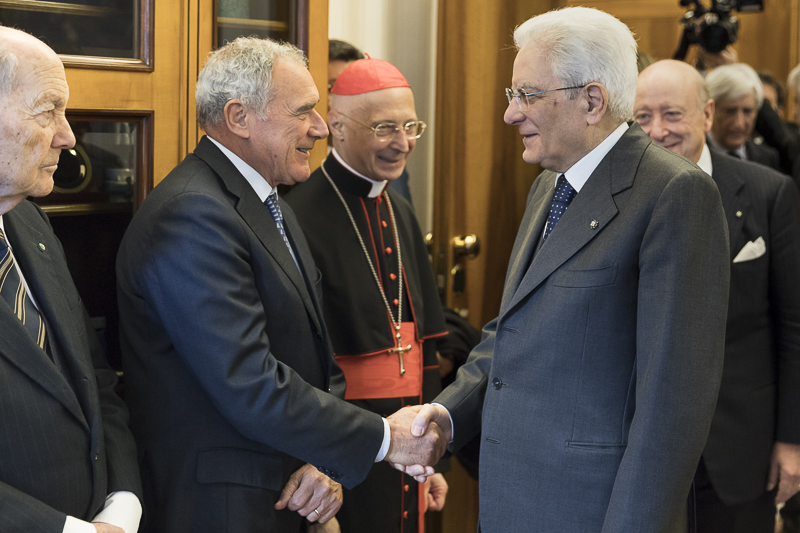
[
  {"left": 406, "top": 7, "right": 730, "bottom": 532},
  {"left": 636, "top": 59, "right": 800, "bottom": 533},
  {"left": 0, "top": 27, "right": 141, "bottom": 533}
]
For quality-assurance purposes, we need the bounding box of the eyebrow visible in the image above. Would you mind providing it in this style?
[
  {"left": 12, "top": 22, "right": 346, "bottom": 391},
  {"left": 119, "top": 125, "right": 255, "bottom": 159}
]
[
  {"left": 34, "top": 93, "right": 66, "bottom": 109},
  {"left": 295, "top": 100, "right": 318, "bottom": 114}
]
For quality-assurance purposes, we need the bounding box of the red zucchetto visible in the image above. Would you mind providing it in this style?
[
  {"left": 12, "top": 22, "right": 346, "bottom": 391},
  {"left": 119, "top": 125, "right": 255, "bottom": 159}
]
[{"left": 330, "top": 57, "right": 410, "bottom": 95}]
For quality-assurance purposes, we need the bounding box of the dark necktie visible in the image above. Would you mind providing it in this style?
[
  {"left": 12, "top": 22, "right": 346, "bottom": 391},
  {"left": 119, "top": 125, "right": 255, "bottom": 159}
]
[
  {"left": 264, "top": 191, "right": 299, "bottom": 268},
  {"left": 0, "top": 228, "right": 48, "bottom": 351},
  {"left": 544, "top": 174, "right": 577, "bottom": 240}
]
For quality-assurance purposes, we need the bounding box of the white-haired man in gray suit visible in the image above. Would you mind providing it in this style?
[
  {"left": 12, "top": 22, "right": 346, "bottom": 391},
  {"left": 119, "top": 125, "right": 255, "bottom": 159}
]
[{"left": 406, "top": 7, "right": 730, "bottom": 532}]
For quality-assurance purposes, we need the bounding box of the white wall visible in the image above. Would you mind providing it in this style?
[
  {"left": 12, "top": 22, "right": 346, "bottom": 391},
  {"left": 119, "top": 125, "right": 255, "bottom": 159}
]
[{"left": 329, "top": 0, "right": 438, "bottom": 232}]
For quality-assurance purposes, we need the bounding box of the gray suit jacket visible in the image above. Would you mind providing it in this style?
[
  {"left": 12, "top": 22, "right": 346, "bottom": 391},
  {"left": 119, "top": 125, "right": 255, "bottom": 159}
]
[
  {"left": 0, "top": 201, "right": 140, "bottom": 532},
  {"left": 117, "top": 137, "right": 385, "bottom": 532},
  {"left": 702, "top": 150, "right": 800, "bottom": 504},
  {"left": 437, "top": 125, "right": 730, "bottom": 533}
]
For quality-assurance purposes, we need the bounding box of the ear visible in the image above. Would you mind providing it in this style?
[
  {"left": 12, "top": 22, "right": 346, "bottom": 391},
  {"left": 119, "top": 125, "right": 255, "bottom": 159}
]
[
  {"left": 584, "top": 83, "right": 609, "bottom": 125},
  {"left": 223, "top": 99, "right": 250, "bottom": 139},
  {"left": 702, "top": 98, "right": 715, "bottom": 133},
  {"left": 328, "top": 110, "right": 346, "bottom": 143}
]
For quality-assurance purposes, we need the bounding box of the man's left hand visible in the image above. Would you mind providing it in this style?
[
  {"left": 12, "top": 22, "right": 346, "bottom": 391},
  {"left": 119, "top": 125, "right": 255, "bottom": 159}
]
[
  {"left": 767, "top": 441, "right": 800, "bottom": 504},
  {"left": 274, "top": 464, "right": 343, "bottom": 523},
  {"left": 423, "top": 473, "right": 448, "bottom": 512}
]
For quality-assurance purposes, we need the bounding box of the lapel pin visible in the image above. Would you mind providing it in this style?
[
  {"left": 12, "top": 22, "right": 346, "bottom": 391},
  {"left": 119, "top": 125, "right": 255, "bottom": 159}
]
[
  {"left": 735, "top": 210, "right": 743, "bottom": 218},
  {"left": 38, "top": 243, "right": 46, "bottom": 251},
  {"left": 590, "top": 220, "right": 599, "bottom": 230}
]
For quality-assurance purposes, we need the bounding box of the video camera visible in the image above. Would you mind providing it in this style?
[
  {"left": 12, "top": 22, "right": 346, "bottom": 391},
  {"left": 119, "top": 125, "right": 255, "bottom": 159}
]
[{"left": 673, "top": 0, "right": 763, "bottom": 60}]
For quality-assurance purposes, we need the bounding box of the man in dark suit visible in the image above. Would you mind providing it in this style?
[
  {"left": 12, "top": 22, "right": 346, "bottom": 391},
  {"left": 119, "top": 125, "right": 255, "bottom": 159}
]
[
  {"left": 706, "top": 63, "right": 781, "bottom": 171},
  {"left": 635, "top": 59, "right": 800, "bottom": 533},
  {"left": 0, "top": 27, "right": 142, "bottom": 533},
  {"left": 406, "top": 7, "right": 730, "bottom": 533},
  {"left": 117, "top": 37, "right": 445, "bottom": 533}
]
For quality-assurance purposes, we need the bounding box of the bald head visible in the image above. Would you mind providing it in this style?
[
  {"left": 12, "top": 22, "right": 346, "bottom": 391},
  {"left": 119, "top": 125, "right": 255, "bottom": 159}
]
[
  {"left": 0, "top": 26, "right": 74, "bottom": 212},
  {"left": 634, "top": 60, "right": 714, "bottom": 164}
]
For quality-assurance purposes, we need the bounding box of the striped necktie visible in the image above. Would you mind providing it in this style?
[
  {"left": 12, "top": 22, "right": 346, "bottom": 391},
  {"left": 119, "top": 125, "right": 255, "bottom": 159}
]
[
  {"left": 0, "top": 228, "right": 48, "bottom": 351},
  {"left": 264, "top": 191, "right": 299, "bottom": 269}
]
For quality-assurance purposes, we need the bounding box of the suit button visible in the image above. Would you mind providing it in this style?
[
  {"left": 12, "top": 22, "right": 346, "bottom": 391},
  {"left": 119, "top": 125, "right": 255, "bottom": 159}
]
[
  {"left": 492, "top": 377, "right": 503, "bottom": 390},
  {"left": 404, "top": 484, "right": 410, "bottom": 492},
  {"left": 403, "top": 511, "right": 408, "bottom": 519}
]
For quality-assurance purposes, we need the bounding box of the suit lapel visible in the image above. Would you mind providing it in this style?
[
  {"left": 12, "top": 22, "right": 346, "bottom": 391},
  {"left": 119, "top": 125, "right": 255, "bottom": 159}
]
[
  {"left": 0, "top": 208, "right": 88, "bottom": 427},
  {"left": 500, "top": 175, "right": 553, "bottom": 308},
  {"left": 194, "top": 137, "right": 324, "bottom": 335},
  {"left": 505, "top": 126, "right": 646, "bottom": 313},
  {"left": 709, "top": 151, "right": 747, "bottom": 261}
]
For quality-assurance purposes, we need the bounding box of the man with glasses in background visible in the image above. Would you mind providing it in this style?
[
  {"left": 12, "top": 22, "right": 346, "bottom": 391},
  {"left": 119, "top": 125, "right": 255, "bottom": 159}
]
[
  {"left": 408, "top": 7, "right": 730, "bottom": 532},
  {"left": 286, "top": 57, "right": 448, "bottom": 533}
]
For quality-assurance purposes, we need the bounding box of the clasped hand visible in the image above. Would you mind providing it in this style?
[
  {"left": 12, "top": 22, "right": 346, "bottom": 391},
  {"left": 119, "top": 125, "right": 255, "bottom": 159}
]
[{"left": 384, "top": 404, "right": 452, "bottom": 482}]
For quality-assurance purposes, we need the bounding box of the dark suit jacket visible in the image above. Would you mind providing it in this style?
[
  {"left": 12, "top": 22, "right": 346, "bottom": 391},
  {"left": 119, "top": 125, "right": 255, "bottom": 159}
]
[
  {"left": 701, "top": 150, "right": 800, "bottom": 505},
  {"left": 436, "top": 125, "right": 730, "bottom": 533},
  {"left": 0, "top": 201, "right": 140, "bottom": 532},
  {"left": 746, "top": 139, "right": 781, "bottom": 171},
  {"left": 117, "top": 136, "right": 385, "bottom": 532},
  {"left": 755, "top": 102, "right": 800, "bottom": 176}
]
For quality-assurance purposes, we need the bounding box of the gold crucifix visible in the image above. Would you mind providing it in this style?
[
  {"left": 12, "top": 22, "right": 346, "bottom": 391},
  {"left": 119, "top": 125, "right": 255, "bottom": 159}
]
[{"left": 388, "top": 326, "right": 411, "bottom": 375}]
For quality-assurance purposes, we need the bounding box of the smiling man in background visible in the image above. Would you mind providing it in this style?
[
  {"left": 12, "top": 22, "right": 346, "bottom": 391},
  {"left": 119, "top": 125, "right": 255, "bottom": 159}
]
[{"left": 636, "top": 59, "right": 800, "bottom": 533}]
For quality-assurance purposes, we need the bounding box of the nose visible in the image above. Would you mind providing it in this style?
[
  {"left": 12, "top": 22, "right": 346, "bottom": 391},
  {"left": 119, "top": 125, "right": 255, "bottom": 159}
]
[
  {"left": 504, "top": 100, "right": 524, "bottom": 126},
  {"left": 388, "top": 128, "right": 411, "bottom": 153},
  {"left": 648, "top": 114, "right": 668, "bottom": 141},
  {"left": 309, "top": 110, "right": 329, "bottom": 140},
  {"left": 52, "top": 114, "right": 75, "bottom": 149}
]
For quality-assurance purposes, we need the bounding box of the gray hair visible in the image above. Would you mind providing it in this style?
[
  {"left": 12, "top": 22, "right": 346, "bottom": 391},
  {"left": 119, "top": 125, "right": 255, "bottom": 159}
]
[
  {"left": 196, "top": 37, "right": 307, "bottom": 130},
  {"left": 0, "top": 27, "right": 20, "bottom": 96},
  {"left": 513, "top": 7, "right": 638, "bottom": 122},
  {"left": 705, "top": 63, "right": 763, "bottom": 107},
  {"left": 788, "top": 63, "right": 800, "bottom": 97}
]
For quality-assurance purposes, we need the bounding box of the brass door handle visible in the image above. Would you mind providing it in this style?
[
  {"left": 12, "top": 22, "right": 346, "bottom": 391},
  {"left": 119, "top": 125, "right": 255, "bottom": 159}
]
[{"left": 452, "top": 234, "right": 480, "bottom": 259}]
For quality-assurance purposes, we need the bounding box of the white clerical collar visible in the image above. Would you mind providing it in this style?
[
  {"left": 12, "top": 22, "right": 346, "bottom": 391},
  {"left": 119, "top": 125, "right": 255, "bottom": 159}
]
[
  {"left": 208, "top": 136, "right": 275, "bottom": 202},
  {"left": 331, "top": 148, "right": 388, "bottom": 198},
  {"left": 559, "top": 122, "right": 629, "bottom": 192},
  {"left": 696, "top": 143, "right": 714, "bottom": 176}
]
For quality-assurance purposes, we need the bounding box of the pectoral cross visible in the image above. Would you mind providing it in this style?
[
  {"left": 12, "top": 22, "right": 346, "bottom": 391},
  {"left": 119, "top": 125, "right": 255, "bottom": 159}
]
[{"left": 388, "top": 326, "right": 411, "bottom": 375}]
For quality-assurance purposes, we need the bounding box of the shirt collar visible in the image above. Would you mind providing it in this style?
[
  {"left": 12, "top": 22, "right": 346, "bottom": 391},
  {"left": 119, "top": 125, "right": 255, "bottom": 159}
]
[
  {"left": 696, "top": 143, "right": 714, "bottom": 176},
  {"left": 560, "top": 122, "right": 629, "bottom": 192},
  {"left": 207, "top": 136, "right": 275, "bottom": 202},
  {"left": 707, "top": 131, "right": 747, "bottom": 161},
  {"left": 331, "top": 148, "right": 388, "bottom": 198}
]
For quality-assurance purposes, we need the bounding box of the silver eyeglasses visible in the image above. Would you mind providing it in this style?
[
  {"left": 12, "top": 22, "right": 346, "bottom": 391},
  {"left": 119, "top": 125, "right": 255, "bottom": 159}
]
[
  {"left": 338, "top": 112, "right": 427, "bottom": 142},
  {"left": 505, "top": 85, "right": 586, "bottom": 111}
]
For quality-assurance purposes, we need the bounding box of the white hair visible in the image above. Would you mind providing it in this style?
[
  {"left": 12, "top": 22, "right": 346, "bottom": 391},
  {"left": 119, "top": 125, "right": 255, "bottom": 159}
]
[
  {"left": 196, "top": 37, "right": 307, "bottom": 130},
  {"left": 513, "top": 7, "right": 638, "bottom": 122},
  {"left": 0, "top": 26, "right": 23, "bottom": 96},
  {"left": 705, "top": 63, "right": 763, "bottom": 107},
  {"left": 788, "top": 63, "right": 800, "bottom": 97}
]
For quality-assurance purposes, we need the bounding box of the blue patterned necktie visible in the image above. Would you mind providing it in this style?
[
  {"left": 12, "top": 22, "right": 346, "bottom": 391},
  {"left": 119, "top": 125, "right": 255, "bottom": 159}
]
[
  {"left": 264, "top": 191, "right": 299, "bottom": 268},
  {"left": 543, "top": 174, "right": 577, "bottom": 240},
  {"left": 0, "top": 228, "right": 49, "bottom": 351}
]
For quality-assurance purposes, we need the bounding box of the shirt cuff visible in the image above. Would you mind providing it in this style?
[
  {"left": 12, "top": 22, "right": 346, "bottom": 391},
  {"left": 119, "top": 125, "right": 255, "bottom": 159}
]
[
  {"left": 63, "top": 516, "right": 96, "bottom": 533},
  {"left": 375, "top": 417, "right": 391, "bottom": 462},
  {"left": 431, "top": 402, "right": 455, "bottom": 443},
  {"left": 93, "top": 491, "right": 142, "bottom": 533}
]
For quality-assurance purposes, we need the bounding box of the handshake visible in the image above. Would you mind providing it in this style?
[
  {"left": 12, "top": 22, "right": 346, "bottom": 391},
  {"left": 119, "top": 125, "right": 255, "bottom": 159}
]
[{"left": 383, "top": 404, "right": 452, "bottom": 482}]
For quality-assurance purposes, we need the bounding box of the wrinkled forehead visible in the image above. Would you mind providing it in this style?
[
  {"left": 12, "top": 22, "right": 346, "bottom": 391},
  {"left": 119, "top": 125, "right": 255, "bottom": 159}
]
[{"left": 337, "top": 86, "right": 417, "bottom": 120}]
